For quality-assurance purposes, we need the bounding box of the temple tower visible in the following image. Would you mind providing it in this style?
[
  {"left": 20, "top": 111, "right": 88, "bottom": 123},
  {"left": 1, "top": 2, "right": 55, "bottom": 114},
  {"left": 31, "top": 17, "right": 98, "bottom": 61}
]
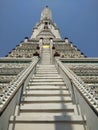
[
  {"left": 30, "top": 6, "right": 61, "bottom": 45},
  {"left": 0, "top": 6, "right": 98, "bottom": 130}
]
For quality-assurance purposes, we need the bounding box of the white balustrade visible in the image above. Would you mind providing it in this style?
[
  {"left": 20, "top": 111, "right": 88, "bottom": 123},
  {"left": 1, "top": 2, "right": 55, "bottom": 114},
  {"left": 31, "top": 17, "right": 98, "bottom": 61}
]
[
  {"left": 55, "top": 58, "right": 98, "bottom": 112},
  {"left": 0, "top": 57, "right": 39, "bottom": 112}
]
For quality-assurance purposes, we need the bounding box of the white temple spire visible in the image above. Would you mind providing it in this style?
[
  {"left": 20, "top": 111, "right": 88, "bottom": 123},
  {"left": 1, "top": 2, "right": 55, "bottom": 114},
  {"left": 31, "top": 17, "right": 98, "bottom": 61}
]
[
  {"left": 40, "top": 6, "right": 52, "bottom": 21},
  {"left": 30, "top": 6, "right": 61, "bottom": 40}
]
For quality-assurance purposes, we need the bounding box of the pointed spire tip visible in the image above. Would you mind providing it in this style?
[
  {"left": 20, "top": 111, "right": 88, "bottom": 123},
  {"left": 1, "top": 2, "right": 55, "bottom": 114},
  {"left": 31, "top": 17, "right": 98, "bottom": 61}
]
[{"left": 46, "top": 5, "right": 48, "bottom": 8}]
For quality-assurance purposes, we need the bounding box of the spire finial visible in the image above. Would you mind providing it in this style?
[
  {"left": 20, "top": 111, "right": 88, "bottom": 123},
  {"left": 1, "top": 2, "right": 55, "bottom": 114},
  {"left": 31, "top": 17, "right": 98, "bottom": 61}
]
[
  {"left": 46, "top": 5, "right": 48, "bottom": 8},
  {"left": 40, "top": 6, "right": 52, "bottom": 20}
]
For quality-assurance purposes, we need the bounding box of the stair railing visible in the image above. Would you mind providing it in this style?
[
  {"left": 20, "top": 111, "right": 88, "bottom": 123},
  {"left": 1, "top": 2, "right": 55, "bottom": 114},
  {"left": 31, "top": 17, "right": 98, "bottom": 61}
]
[
  {"left": 0, "top": 57, "right": 39, "bottom": 130},
  {"left": 55, "top": 57, "right": 98, "bottom": 130}
]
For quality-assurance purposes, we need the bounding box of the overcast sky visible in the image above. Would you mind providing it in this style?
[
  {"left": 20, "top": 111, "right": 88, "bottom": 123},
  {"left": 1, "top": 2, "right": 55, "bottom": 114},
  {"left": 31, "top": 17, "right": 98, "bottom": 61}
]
[{"left": 0, "top": 0, "right": 98, "bottom": 57}]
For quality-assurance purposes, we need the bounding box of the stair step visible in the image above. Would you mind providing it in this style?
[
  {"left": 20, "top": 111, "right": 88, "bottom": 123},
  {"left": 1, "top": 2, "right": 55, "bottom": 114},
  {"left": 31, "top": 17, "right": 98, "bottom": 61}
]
[
  {"left": 37, "top": 68, "right": 56, "bottom": 70},
  {"left": 22, "top": 96, "right": 72, "bottom": 103},
  {"left": 26, "top": 88, "right": 67, "bottom": 91},
  {"left": 21, "top": 100, "right": 72, "bottom": 104},
  {"left": 22, "top": 96, "right": 72, "bottom": 100},
  {"left": 35, "top": 74, "right": 60, "bottom": 77},
  {"left": 23, "top": 91, "right": 70, "bottom": 97},
  {"left": 30, "top": 79, "right": 63, "bottom": 82},
  {"left": 37, "top": 67, "right": 57, "bottom": 70},
  {"left": 20, "top": 104, "right": 75, "bottom": 113},
  {"left": 37, "top": 66, "right": 56, "bottom": 67},
  {"left": 35, "top": 74, "right": 60, "bottom": 78},
  {"left": 31, "top": 76, "right": 62, "bottom": 80},
  {"left": 28, "top": 82, "right": 65, "bottom": 85},
  {"left": 37, "top": 68, "right": 57, "bottom": 70},
  {"left": 21, "top": 99, "right": 72, "bottom": 104},
  {"left": 24, "top": 90, "right": 69, "bottom": 94},
  {"left": 36, "top": 72, "right": 58, "bottom": 74},
  {"left": 35, "top": 72, "right": 59, "bottom": 74},
  {"left": 39, "top": 64, "right": 55, "bottom": 67},
  {"left": 37, "top": 70, "right": 57, "bottom": 72},
  {"left": 37, "top": 66, "right": 55, "bottom": 68},
  {"left": 26, "top": 85, "right": 67, "bottom": 89},
  {"left": 22, "top": 96, "right": 71, "bottom": 101},
  {"left": 23, "top": 93, "right": 71, "bottom": 96},
  {"left": 9, "top": 123, "right": 85, "bottom": 130},
  {"left": 37, "top": 67, "right": 56, "bottom": 68},
  {"left": 19, "top": 112, "right": 74, "bottom": 116},
  {"left": 36, "top": 73, "right": 58, "bottom": 75},
  {"left": 9, "top": 115, "right": 85, "bottom": 124}
]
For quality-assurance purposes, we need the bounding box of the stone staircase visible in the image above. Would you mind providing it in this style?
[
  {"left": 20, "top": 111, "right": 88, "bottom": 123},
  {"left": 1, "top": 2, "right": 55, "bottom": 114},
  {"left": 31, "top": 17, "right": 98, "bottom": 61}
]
[
  {"left": 8, "top": 48, "right": 86, "bottom": 130},
  {"left": 41, "top": 47, "right": 51, "bottom": 64}
]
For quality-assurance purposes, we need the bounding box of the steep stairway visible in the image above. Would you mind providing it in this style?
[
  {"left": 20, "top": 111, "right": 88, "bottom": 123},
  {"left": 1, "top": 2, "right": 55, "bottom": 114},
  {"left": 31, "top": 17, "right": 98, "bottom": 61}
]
[{"left": 8, "top": 48, "right": 86, "bottom": 130}]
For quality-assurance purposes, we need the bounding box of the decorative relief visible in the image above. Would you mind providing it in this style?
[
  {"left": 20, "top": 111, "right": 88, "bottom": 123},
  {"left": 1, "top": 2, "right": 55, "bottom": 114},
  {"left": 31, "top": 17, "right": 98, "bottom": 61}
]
[
  {"left": 54, "top": 44, "right": 85, "bottom": 58},
  {"left": 8, "top": 44, "right": 39, "bottom": 58},
  {"left": 64, "top": 62, "right": 98, "bottom": 97},
  {"left": 0, "top": 76, "right": 16, "bottom": 83},
  {"left": 0, "top": 62, "right": 29, "bottom": 89},
  {"left": 80, "top": 76, "right": 98, "bottom": 83}
]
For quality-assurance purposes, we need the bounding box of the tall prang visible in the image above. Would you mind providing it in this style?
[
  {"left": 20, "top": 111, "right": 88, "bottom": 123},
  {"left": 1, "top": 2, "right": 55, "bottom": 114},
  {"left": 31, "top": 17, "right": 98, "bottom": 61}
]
[
  {"left": 30, "top": 6, "right": 61, "bottom": 42},
  {"left": 0, "top": 6, "right": 98, "bottom": 130},
  {"left": 7, "top": 6, "right": 85, "bottom": 59}
]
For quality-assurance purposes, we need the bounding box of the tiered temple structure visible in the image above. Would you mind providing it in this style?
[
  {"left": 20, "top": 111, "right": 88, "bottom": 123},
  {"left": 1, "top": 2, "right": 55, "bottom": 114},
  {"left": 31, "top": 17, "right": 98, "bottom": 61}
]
[{"left": 0, "top": 6, "right": 98, "bottom": 130}]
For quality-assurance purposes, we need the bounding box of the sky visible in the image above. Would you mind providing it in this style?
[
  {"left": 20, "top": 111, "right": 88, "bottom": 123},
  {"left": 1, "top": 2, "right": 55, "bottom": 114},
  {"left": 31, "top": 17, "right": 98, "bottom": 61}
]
[{"left": 0, "top": 0, "right": 98, "bottom": 57}]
